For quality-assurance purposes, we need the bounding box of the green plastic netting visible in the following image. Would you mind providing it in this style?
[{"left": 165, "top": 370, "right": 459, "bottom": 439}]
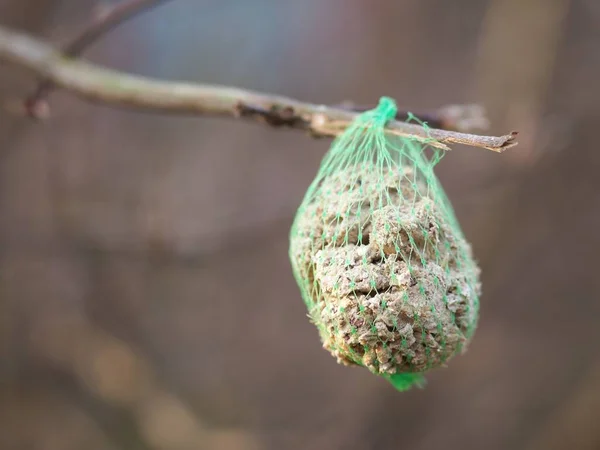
[{"left": 289, "top": 97, "right": 481, "bottom": 391}]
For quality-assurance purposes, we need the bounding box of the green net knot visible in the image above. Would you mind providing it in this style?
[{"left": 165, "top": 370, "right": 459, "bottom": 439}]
[{"left": 357, "top": 96, "right": 398, "bottom": 127}]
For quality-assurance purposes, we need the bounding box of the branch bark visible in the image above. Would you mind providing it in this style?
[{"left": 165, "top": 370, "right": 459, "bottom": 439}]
[
  {"left": 0, "top": 26, "right": 518, "bottom": 152},
  {"left": 25, "top": 0, "right": 174, "bottom": 116}
]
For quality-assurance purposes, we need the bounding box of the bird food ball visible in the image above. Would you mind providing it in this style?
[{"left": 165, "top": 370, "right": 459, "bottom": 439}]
[{"left": 289, "top": 158, "right": 481, "bottom": 387}]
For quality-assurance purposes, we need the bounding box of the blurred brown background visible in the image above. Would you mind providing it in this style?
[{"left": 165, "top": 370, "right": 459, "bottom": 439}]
[{"left": 1, "top": 1, "right": 599, "bottom": 449}]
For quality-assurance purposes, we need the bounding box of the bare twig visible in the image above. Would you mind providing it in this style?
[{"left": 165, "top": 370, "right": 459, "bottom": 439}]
[
  {"left": 24, "top": 0, "right": 173, "bottom": 117},
  {"left": 0, "top": 26, "right": 518, "bottom": 152}
]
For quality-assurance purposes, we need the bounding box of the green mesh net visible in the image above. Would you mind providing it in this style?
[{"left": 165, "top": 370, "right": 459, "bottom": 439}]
[{"left": 289, "top": 97, "right": 481, "bottom": 391}]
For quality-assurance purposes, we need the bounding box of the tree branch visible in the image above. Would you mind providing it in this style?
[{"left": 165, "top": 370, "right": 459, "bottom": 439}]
[
  {"left": 0, "top": 26, "right": 518, "bottom": 152},
  {"left": 25, "top": 0, "right": 174, "bottom": 117},
  {"left": 19, "top": 0, "right": 484, "bottom": 133}
]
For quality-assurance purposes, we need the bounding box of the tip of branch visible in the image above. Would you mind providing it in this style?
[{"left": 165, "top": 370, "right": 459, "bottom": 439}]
[
  {"left": 23, "top": 98, "right": 51, "bottom": 119},
  {"left": 488, "top": 131, "right": 519, "bottom": 152},
  {"left": 3, "top": 98, "right": 49, "bottom": 119}
]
